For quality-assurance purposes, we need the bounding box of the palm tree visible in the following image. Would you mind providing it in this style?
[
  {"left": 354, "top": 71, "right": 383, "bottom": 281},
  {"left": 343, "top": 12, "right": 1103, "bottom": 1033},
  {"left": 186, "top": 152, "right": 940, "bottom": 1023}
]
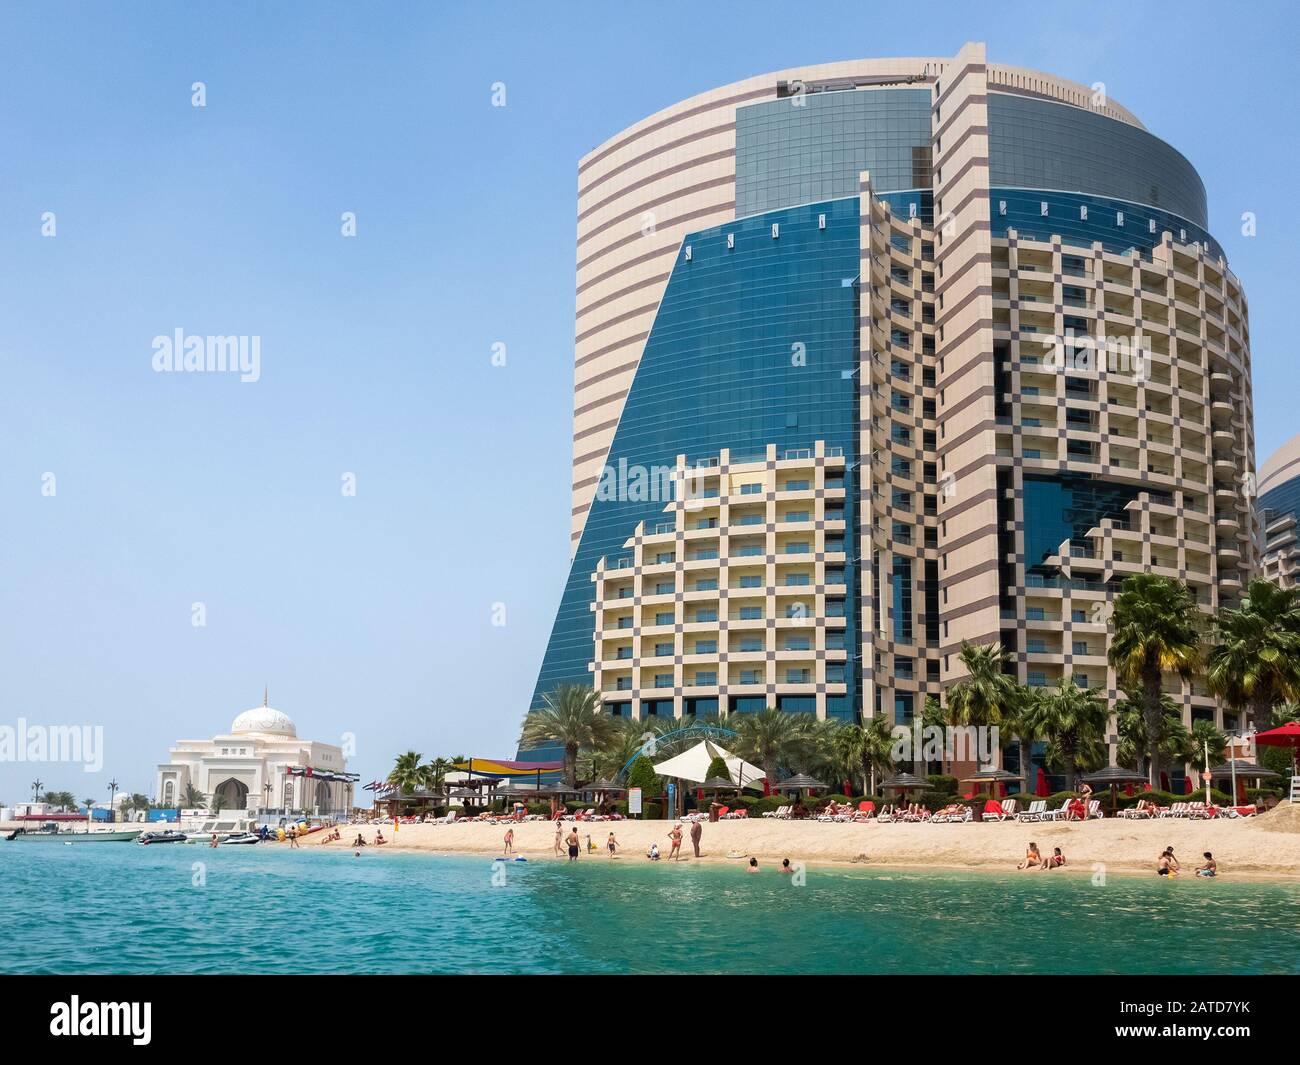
[
  {"left": 731, "top": 708, "right": 805, "bottom": 785},
  {"left": 518, "top": 684, "right": 619, "bottom": 787},
  {"left": 946, "top": 643, "right": 1018, "bottom": 770},
  {"left": 1108, "top": 574, "right": 1203, "bottom": 787},
  {"left": 81, "top": 796, "right": 95, "bottom": 811},
  {"left": 860, "top": 714, "right": 897, "bottom": 794},
  {"left": 1189, "top": 718, "right": 1228, "bottom": 767},
  {"left": 1003, "top": 684, "right": 1047, "bottom": 791},
  {"left": 181, "top": 782, "right": 205, "bottom": 809},
  {"left": 1115, "top": 690, "right": 1190, "bottom": 784},
  {"left": 1025, "top": 677, "right": 1108, "bottom": 787},
  {"left": 1207, "top": 579, "right": 1300, "bottom": 732},
  {"left": 388, "top": 751, "right": 431, "bottom": 794},
  {"left": 921, "top": 694, "right": 949, "bottom": 773},
  {"left": 423, "top": 757, "right": 454, "bottom": 795}
]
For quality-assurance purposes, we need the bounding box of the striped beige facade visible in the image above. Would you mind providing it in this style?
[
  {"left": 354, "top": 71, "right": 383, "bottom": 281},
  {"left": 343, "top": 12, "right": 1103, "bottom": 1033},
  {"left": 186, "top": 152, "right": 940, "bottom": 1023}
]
[{"left": 551, "top": 43, "right": 1258, "bottom": 745}]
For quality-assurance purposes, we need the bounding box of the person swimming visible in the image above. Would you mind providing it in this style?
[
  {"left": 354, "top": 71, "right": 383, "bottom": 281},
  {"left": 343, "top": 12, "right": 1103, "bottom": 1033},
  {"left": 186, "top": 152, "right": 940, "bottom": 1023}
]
[
  {"left": 780, "top": 858, "right": 794, "bottom": 875},
  {"left": 747, "top": 857, "right": 760, "bottom": 873},
  {"left": 1196, "top": 851, "right": 1217, "bottom": 877}
]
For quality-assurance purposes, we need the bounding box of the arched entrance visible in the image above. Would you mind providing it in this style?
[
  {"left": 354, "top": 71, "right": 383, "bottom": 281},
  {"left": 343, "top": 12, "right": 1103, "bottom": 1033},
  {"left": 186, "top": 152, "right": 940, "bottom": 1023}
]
[
  {"left": 212, "top": 777, "right": 249, "bottom": 811},
  {"left": 162, "top": 780, "right": 175, "bottom": 806},
  {"left": 315, "top": 780, "right": 331, "bottom": 812}
]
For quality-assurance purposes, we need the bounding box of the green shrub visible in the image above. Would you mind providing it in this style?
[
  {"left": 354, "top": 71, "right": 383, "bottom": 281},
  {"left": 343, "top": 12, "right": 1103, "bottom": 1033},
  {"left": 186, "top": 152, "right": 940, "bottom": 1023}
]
[
  {"left": 926, "top": 775, "right": 959, "bottom": 796},
  {"left": 626, "top": 755, "right": 663, "bottom": 799},
  {"left": 704, "top": 756, "right": 731, "bottom": 782}
]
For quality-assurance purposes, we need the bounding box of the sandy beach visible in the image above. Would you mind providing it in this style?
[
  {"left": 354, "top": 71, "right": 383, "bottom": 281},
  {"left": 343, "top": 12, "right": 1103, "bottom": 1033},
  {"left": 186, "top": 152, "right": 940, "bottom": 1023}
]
[{"left": 313, "top": 802, "right": 1300, "bottom": 879}]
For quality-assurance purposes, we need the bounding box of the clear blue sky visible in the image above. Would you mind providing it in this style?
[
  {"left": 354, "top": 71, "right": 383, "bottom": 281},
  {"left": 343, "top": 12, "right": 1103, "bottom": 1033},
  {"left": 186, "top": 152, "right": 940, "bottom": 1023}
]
[{"left": 1, "top": 0, "right": 1295, "bottom": 803}]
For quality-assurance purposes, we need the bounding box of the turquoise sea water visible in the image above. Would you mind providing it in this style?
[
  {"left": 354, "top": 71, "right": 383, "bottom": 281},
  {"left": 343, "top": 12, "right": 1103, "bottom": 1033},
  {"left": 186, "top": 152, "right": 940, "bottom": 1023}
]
[{"left": 3, "top": 843, "right": 1297, "bottom": 974}]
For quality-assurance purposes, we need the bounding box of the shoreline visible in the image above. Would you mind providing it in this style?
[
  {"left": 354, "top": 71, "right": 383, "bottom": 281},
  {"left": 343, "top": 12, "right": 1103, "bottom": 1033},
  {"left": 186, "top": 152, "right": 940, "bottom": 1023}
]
[{"left": 290, "top": 803, "right": 1300, "bottom": 882}]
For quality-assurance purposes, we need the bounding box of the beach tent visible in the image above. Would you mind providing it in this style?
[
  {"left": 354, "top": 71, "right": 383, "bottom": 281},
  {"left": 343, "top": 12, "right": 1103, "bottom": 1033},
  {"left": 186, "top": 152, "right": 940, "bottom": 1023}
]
[{"left": 651, "top": 740, "right": 765, "bottom": 786}]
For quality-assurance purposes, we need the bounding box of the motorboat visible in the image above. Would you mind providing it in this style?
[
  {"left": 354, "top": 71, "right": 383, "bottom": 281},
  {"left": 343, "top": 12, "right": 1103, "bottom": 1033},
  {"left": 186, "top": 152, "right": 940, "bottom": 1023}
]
[
  {"left": 219, "top": 832, "right": 260, "bottom": 845},
  {"left": 6, "top": 823, "right": 141, "bottom": 842},
  {"left": 137, "top": 830, "right": 188, "bottom": 845}
]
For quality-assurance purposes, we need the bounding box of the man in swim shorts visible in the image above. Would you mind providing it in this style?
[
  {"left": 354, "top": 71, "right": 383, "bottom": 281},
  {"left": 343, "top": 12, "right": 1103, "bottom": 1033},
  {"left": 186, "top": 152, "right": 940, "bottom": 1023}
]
[
  {"left": 1196, "top": 851, "right": 1217, "bottom": 877},
  {"left": 566, "top": 827, "right": 580, "bottom": 861}
]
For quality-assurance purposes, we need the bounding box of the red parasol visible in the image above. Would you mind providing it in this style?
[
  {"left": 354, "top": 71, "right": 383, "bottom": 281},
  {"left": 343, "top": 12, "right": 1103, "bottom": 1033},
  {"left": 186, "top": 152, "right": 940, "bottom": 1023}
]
[
  {"left": 1254, "top": 722, "right": 1300, "bottom": 771},
  {"left": 1035, "top": 768, "right": 1049, "bottom": 797}
]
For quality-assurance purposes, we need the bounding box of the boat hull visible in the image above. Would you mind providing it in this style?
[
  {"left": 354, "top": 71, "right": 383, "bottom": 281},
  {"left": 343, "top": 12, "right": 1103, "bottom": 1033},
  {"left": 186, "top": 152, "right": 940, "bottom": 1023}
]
[{"left": 9, "top": 829, "right": 142, "bottom": 842}]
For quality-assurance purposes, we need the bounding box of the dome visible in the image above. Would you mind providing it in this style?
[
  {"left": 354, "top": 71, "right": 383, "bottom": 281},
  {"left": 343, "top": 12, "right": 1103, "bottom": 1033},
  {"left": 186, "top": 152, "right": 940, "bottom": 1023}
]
[{"left": 230, "top": 705, "right": 296, "bottom": 737}]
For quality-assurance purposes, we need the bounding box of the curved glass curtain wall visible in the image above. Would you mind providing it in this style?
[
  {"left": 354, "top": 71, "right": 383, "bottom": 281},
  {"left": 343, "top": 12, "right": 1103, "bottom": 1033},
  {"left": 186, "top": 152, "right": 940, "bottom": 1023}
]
[
  {"left": 1260, "top": 476, "right": 1300, "bottom": 527},
  {"left": 987, "top": 93, "right": 1207, "bottom": 228},
  {"left": 734, "top": 89, "right": 932, "bottom": 217},
  {"left": 523, "top": 199, "right": 863, "bottom": 758}
]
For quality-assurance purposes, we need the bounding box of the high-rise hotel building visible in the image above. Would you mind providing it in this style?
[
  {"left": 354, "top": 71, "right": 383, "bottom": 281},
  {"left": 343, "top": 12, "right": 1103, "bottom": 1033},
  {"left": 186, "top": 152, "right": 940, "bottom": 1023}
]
[
  {"left": 1257, "top": 435, "right": 1300, "bottom": 588},
  {"left": 524, "top": 43, "right": 1257, "bottom": 755}
]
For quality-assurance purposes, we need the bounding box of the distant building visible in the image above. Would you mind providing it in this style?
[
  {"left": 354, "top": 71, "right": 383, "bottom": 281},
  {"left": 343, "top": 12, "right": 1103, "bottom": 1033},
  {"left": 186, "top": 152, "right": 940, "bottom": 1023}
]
[
  {"left": 1257, "top": 434, "right": 1300, "bottom": 587},
  {"left": 155, "top": 693, "right": 354, "bottom": 816}
]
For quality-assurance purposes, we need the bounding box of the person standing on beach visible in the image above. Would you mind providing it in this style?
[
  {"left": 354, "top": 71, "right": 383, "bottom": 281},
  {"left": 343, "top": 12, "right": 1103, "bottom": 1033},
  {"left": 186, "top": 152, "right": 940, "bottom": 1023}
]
[
  {"left": 289, "top": 826, "right": 300, "bottom": 849},
  {"left": 554, "top": 820, "right": 564, "bottom": 857},
  {"left": 690, "top": 819, "right": 702, "bottom": 857},
  {"left": 668, "top": 823, "right": 683, "bottom": 861},
  {"left": 504, "top": 827, "right": 514, "bottom": 855},
  {"left": 607, "top": 832, "right": 618, "bottom": 857},
  {"left": 566, "top": 827, "right": 580, "bottom": 862}
]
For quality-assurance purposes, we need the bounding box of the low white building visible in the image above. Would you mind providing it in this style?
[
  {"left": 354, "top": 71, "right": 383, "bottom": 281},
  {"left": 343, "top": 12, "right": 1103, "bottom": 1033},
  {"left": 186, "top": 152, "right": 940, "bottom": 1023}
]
[{"left": 155, "top": 695, "right": 354, "bottom": 816}]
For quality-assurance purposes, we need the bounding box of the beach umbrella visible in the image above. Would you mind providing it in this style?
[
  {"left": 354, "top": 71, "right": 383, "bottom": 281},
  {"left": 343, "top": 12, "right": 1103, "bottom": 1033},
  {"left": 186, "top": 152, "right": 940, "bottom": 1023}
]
[
  {"left": 1035, "top": 768, "right": 1049, "bottom": 797},
  {"left": 1254, "top": 722, "right": 1300, "bottom": 774},
  {"left": 960, "top": 767, "right": 1022, "bottom": 800},
  {"left": 700, "top": 776, "right": 740, "bottom": 791},
  {"left": 1082, "top": 765, "right": 1147, "bottom": 816},
  {"left": 879, "top": 772, "right": 928, "bottom": 804},
  {"left": 773, "top": 773, "right": 829, "bottom": 793},
  {"left": 1208, "top": 760, "right": 1279, "bottom": 806}
]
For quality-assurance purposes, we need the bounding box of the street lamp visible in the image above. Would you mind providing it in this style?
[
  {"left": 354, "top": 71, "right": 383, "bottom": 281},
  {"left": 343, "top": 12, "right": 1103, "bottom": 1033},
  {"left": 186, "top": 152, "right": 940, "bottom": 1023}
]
[{"left": 30, "top": 778, "right": 43, "bottom": 803}]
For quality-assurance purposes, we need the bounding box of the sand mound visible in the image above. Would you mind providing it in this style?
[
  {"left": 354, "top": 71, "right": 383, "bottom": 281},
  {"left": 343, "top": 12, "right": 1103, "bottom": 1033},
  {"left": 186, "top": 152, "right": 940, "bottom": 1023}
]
[{"left": 1255, "top": 801, "right": 1300, "bottom": 834}]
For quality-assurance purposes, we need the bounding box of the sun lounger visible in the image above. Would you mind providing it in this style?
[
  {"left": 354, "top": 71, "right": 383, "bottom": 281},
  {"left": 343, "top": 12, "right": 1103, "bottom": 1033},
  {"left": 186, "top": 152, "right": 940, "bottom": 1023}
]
[
  {"left": 851, "top": 801, "right": 876, "bottom": 821},
  {"left": 1037, "top": 800, "right": 1074, "bottom": 822},
  {"left": 1085, "top": 799, "right": 1104, "bottom": 819},
  {"left": 1016, "top": 800, "right": 1047, "bottom": 822},
  {"left": 981, "top": 799, "right": 1011, "bottom": 822},
  {"left": 760, "top": 805, "right": 788, "bottom": 819}
]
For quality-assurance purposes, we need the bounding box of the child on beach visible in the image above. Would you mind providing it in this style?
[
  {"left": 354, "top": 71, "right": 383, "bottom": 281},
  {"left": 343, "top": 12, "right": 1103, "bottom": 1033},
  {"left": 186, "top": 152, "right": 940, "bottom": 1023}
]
[
  {"left": 647, "top": 842, "right": 661, "bottom": 860},
  {"left": 504, "top": 827, "right": 514, "bottom": 855},
  {"left": 1157, "top": 847, "right": 1179, "bottom": 876},
  {"left": 1196, "top": 852, "right": 1217, "bottom": 877}
]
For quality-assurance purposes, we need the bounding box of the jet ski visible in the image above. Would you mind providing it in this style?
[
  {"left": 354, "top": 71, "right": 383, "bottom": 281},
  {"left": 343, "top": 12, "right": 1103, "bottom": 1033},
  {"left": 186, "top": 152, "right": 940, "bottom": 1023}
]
[
  {"left": 138, "top": 830, "right": 188, "bottom": 845},
  {"left": 219, "top": 832, "right": 260, "bottom": 845}
]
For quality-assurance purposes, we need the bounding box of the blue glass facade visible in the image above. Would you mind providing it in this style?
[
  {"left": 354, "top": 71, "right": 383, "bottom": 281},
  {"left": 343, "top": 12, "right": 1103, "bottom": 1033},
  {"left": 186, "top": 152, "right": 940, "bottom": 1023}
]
[
  {"left": 1022, "top": 475, "right": 1142, "bottom": 572},
  {"left": 523, "top": 198, "right": 862, "bottom": 756},
  {"left": 988, "top": 93, "right": 1207, "bottom": 228},
  {"left": 1260, "top": 475, "right": 1300, "bottom": 526},
  {"left": 734, "top": 89, "right": 932, "bottom": 217},
  {"left": 991, "top": 187, "right": 1223, "bottom": 261}
]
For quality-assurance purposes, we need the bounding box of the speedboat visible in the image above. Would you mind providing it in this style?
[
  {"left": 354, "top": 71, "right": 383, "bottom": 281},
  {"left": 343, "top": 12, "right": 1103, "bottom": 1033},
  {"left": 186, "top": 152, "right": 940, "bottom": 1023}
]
[
  {"left": 138, "top": 830, "right": 187, "bottom": 845},
  {"left": 6, "top": 824, "right": 141, "bottom": 842},
  {"left": 219, "top": 832, "right": 260, "bottom": 845}
]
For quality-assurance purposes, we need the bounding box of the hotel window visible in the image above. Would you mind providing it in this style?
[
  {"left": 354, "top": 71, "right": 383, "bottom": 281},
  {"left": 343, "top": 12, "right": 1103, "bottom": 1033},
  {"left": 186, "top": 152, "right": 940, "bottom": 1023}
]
[
  {"left": 786, "top": 541, "right": 811, "bottom": 554},
  {"left": 1028, "top": 671, "right": 1048, "bottom": 687},
  {"left": 784, "top": 573, "right": 811, "bottom": 586},
  {"left": 654, "top": 612, "right": 674, "bottom": 625},
  {"left": 783, "top": 510, "right": 810, "bottom": 523},
  {"left": 826, "top": 598, "right": 846, "bottom": 617},
  {"left": 737, "top": 575, "right": 762, "bottom": 588},
  {"left": 615, "top": 647, "right": 633, "bottom": 659},
  {"left": 826, "top": 664, "right": 846, "bottom": 683},
  {"left": 785, "top": 668, "right": 812, "bottom": 683},
  {"left": 784, "top": 635, "right": 812, "bottom": 651},
  {"left": 694, "top": 639, "right": 717, "bottom": 654},
  {"left": 1073, "top": 641, "right": 1088, "bottom": 655},
  {"left": 694, "top": 608, "right": 718, "bottom": 623},
  {"left": 654, "top": 642, "right": 673, "bottom": 656},
  {"left": 826, "top": 536, "right": 845, "bottom": 552},
  {"left": 825, "top": 632, "right": 846, "bottom": 650},
  {"left": 654, "top": 674, "right": 673, "bottom": 689},
  {"left": 739, "top": 482, "right": 762, "bottom": 495},
  {"left": 783, "top": 479, "right": 810, "bottom": 491},
  {"left": 739, "top": 637, "right": 763, "bottom": 652},
  {"left": 826, "top": 566, "right": 845, "bottom": 584},
  {"left": 616, "top": 677, "right": 632, "bottom": 690},
  {"left": 739, "top": 670, "right": 761, "bottom": 684},
  {"left": 694, "top": 671, "right": 717, "bottom": 686},
  {"left": 1075, "top": 674, "right": 1090, "bottom": 688},
  {"left": 694, "top": 578, "right": 718, "bottom": 591},
  {"left": 653, "top": 582, "right": 673, "bottom": 594},
  {"left": 738, "top": 606, "right": 762, "bottom": 620},
  {"left": 654, "top": 552, "right": 674, "bottom": 564},
  {"left": 617, "top": 617, "right": 634, "bottom": 629}
]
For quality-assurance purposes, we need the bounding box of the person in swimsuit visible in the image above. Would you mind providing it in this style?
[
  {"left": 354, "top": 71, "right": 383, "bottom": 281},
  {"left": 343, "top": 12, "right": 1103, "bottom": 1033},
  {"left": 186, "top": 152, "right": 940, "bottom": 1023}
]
[
  {"left": 374, "top": 830, "right": 387, "bottom": 845},
  {"left": 690, "top": 819, "right": 702, "bottom": 858},
  {"left": 1018, "top": 842, "right": 1043, "bottom": 870},
  {"left": 554, "top": 821, "right": 564, "bottom": 857},
  {"left": 607, "top": 832, "right": 618, "bottom": 857},
  {"left": 780, "top": 858, "right": 794, "bottom": 874},
  {"left": 566, "top": 828, "right": 580, "bottom": 861},
  {"left": 1196, "top": 851, "right": 1217, "bottom": 877},
  {"left": 1157, "top": 846, "right": 1179, "bottom": 876},
  {"left": 1046, "top": 847, "right": 1065, "bottom": 869},
  {"left": 503, "top": 827, "right": 514, "bottom": 855},
  {"left": 747, "top": 857, "right": 759, "bottom": 873},
  {"left": 668, "top": 823, "right": 683, "bottom": 861}
]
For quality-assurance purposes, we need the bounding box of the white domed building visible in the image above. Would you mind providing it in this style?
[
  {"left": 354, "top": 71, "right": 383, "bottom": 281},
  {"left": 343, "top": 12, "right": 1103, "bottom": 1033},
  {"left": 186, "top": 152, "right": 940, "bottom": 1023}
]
[{"left": 155, "top": 693, "right": 354, "bottom": 816}]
